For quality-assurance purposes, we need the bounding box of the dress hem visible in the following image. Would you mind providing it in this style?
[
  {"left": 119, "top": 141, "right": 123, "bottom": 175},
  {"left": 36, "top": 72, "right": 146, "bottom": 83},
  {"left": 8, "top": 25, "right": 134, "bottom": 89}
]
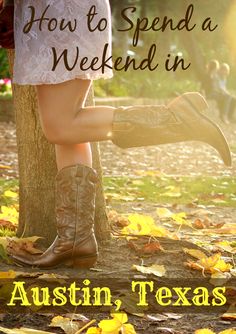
[{"left": 13, "top": 71, "right": 113, "bottom": 86}]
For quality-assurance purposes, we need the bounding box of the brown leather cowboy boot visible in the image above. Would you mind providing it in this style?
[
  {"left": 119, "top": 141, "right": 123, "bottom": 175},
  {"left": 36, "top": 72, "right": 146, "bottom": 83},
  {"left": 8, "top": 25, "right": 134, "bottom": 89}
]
[
  {"left": 11, "top": 164, "right": 98, "bottom": 269},
  {"left": 111, "top": 92, "right": 231, "bottom": 166}
]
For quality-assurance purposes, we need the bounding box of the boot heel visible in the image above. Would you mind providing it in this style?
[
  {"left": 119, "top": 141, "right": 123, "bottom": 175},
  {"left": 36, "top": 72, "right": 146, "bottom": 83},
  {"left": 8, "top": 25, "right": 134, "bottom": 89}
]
[
  {"left": 65, "top": 255, "right": 97, "bottom": 269},
  {"left": 73, "top": 256, "right": 97, "bottom": 269}
]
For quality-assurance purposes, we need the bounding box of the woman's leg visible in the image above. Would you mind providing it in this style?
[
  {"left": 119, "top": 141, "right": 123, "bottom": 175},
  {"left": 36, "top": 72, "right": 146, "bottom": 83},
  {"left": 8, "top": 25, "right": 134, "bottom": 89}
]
[
  {"left": 37, "top": 80, "right": 231, "bottom": 169},
  {"left": 36, "top": 79, "right": 115, "bottom": 146},
  {"left": 37, "top": 78, "right": 115, "bottom": 170}
]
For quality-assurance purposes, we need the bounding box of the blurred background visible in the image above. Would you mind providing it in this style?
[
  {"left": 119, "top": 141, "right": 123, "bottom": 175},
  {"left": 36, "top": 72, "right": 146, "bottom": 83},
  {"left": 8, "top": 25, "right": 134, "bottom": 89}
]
[{"left": 96, "top": 0, "right": 236, "bottom": 99}]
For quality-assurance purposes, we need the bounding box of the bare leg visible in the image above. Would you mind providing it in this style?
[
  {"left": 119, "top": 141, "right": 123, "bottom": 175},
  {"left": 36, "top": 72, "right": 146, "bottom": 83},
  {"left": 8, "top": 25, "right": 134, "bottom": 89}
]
[
  {"left": 36, "top": 78, "right": 115, "bottom": 145},
  {"left": 36, "top": 78, "right": 115, "bottom": 170},
  {"left": 55, "top": 143, "right": 92, "bottom": 170}
]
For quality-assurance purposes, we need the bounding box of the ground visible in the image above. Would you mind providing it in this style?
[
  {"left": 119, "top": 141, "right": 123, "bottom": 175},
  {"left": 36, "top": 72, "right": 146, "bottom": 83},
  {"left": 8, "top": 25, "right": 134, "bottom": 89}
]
[{"left": 0, "top": 106, "right": 235, "bottom": 334}]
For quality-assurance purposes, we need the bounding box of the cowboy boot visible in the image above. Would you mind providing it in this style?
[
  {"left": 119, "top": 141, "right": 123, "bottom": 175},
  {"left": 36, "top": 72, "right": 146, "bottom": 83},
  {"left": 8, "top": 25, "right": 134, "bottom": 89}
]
[
  {"left": 11, "top": 164, "right": 98, "bottom": 269},
  {"left": 111, "top": 92, "right": 231, "bottom": 166}
]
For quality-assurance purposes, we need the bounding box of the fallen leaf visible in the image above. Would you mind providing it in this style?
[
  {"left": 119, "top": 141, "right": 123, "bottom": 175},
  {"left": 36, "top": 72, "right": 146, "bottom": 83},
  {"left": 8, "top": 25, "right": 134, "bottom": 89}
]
[
  {"left": 214, "top": 241, "right": 236, "bottom": 254},
  {"left": 221, "top": 305, "right": 236, "bottom": 321},
  {"left": 7, "top": 237, "right": 43, "bottom": 256},
  {"left": 210, "top": 272, "right": 231, "bottom": 286},
  {"left": 141, "top": 241, "right": 164, "bottom": 254},
  {"left": 144, "top": 314, "right": 168, "bottom": 322},
  {"left": 105, "top": 193, "right": 135, "bottom": 202},
  {"left": 193, "top": 218, "right": 211, "bottom": 229},
  {"left": 98, "top": 312, "right": 136, "bottom": 334},
  {"left": 186, "top": 253, "right": 232, "bottom": 275},
  {"left": 154, "top": 327, "right": 175, "bottom": 333},
  {"left": 183, "top": 248, "right": 207, "bottom": 260},
  {"left": 0, "top": 327, "right": 55, "bottom": 334},
  {"left": 107, "top": 210, "right": 129, "bottom": 228},
  {"left": 65, "top": 314, "right": 90, "bottom": 322},
  {"left": 0, "top": 165, "right": 11, "bottom": 169},
  {"left": 38, "top": 273, "right": 67, "bottom": 284},
  {"left": 132, "top": 264, "right": 166, "bottom": 277},
  {"left": 195, "top": 330, "right": 215, "bottom": 334},
  {"left": 156, "top": 208, "right": 173, "bottom": 219},
  {"left": 50, "top": 315, "right": 81, "bottom": 334},
  {"left": 161, "top": 186, "right": 181, "bottom": 198},
  {"left": 86, "top": 328, "right": 101, "bottom": 334},
  {"left": 3, "top": 190, "right": 18, "bottom": 198},
  {"left": 230, "top": 269, "right": 236, "bottom": 277},
  {"left": 0, "top": 220, "right": 16, "bottom": 231},
  {"left": 0, "top": 270, "right": 16, "bottom": 279},
  {"left": 0, "top": 206, "right": 18, "bottom": 225},
  {"left": 171, "top": 212, "right": 188, "bottom": 225},
  {"left": 122, "top": 214, "right": 169, "bottom": 238},
  {"left": 163, "top": 313, "right": 184, "bottom": 320}
]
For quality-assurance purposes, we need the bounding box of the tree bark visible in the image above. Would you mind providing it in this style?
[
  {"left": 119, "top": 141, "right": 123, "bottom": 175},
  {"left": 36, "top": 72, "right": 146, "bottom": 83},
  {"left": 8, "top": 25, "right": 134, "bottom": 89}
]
[
  {"left": 8, "top": 50, "right": 57, "bottom": 245},
  {"left": 7, "top": 50, "right": 110, "bottom": 246}
]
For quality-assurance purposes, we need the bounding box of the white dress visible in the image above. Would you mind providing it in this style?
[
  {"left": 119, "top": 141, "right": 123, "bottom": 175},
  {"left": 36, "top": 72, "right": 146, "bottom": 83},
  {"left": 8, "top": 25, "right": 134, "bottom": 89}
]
[{"left": 13, "top": 0, "right": 113, "bottom": 85}]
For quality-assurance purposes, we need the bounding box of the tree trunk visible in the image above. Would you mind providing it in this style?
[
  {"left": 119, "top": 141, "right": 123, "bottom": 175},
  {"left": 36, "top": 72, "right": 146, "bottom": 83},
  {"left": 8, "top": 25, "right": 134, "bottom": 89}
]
[
  {"left": 7, "top": 50, "right": 110, "bottom": 246},
  {"left": 8, "top": 50, "right": 57, "bottom": 245}
]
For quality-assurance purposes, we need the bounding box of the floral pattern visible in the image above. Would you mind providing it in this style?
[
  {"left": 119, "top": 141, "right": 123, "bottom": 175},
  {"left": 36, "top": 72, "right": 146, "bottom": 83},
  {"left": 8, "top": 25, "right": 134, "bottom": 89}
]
[{"left": 13, "top": 0, "right": 113, "bottom": 85}]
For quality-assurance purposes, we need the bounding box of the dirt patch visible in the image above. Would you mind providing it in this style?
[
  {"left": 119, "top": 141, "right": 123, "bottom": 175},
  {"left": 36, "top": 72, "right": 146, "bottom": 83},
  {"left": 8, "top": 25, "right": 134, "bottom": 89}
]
[{"left": 0, "top": 203, "right": 235, "bottom": 333}]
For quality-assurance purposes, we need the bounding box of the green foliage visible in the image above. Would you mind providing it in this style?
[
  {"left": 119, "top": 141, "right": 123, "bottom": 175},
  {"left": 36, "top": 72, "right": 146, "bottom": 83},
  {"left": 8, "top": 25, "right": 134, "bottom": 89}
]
[
  {"left": 95, "top": 69, "right": 200, "bottom": 98},
  {"left": 103, "top": 0, "right": 235, "bottom": 97},
  {"left": 0, "top": 49, "right": 10, "bottom": 78},
  {"left": 104, "top": 175, "right": 236, "bottom": 207},
  {"left": 0, "top": 178, "right": 18, "bottom": 207}
]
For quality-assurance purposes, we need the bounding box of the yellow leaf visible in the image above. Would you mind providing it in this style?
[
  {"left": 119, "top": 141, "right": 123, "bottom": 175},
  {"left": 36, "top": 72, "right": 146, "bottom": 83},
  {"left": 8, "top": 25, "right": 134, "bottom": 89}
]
[
  {"left": 171, "top": 212, "right": 188, "bottom": 225},
  {"left": 4, "top": 190, "right": 18, "bottom": 198},
  {"left": 161, "top": 186, "right": 181, "bottom": 198},
  {"left": 198, "top": 253, "right": 221, "bottom": 271},
  {"left": 195, "top": 330, "right": 215, "bottom": 334},
  {"left": 215, "top": 241, "right": 236, "bottom": 254},
  {"left": 156, "top": 207, "right": 173, "bottom": 219},
  {"left": 111, "top": 312, "right": 128, "bottom": 324},
  {"left": 86, "top": 328, "right": 101, "bottom": 334},
  {"left": 187, "top": 253, "right": 232, "bottom": 275},
  {"left": 123, "top": 324, "right": 137, "bottom": 334},
  {"left": 97, "top": 312, "right": 136, "bottom": 334},
  {"left": 99, "top": 318, "right": 122, "bottom": 334},
  {"left": 122, "top": 214, "right": 168, "bottom": 237},
  {"left": 0, "top": 165, "right": 11, "bottom": 169},
  {"left": 0, "top": 206, "right": 18, "bottom": 225},
  {"left": 219, "top": 330, "right": 236, "bottom": 334},
  {"left": 0, "top": 270, "right": 16, "bottom": 279},
  {"left": 132, "top": 264, "right": 166, "bottom": 277},
  {"left": 183, "top": 248, "right": 207, "bottom": 260},
  {"left": 213, "top": 259, "right": 233, "bottom": 273}
]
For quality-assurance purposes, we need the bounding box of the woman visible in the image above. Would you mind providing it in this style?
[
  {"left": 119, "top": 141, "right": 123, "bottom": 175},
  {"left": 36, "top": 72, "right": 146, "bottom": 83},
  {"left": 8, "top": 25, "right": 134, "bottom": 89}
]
[{"left": 0, "top": 0, "right": 231, "bottom": 269}]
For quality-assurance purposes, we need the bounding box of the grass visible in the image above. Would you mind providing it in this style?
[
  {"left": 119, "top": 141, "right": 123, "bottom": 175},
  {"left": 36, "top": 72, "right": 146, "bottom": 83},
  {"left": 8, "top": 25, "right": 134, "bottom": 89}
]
[
  {"left": 104, "top": 175, "right": 236, "bottom": 207},
  {"left": 0, "top": 175, "right": 235, "bottom": 237}
]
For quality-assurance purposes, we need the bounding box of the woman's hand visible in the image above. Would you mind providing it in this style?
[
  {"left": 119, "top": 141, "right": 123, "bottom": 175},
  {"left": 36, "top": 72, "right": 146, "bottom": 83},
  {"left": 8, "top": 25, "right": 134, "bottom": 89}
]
[{"left": 0, "top": 4, "right": 14, "bottom": 49}]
